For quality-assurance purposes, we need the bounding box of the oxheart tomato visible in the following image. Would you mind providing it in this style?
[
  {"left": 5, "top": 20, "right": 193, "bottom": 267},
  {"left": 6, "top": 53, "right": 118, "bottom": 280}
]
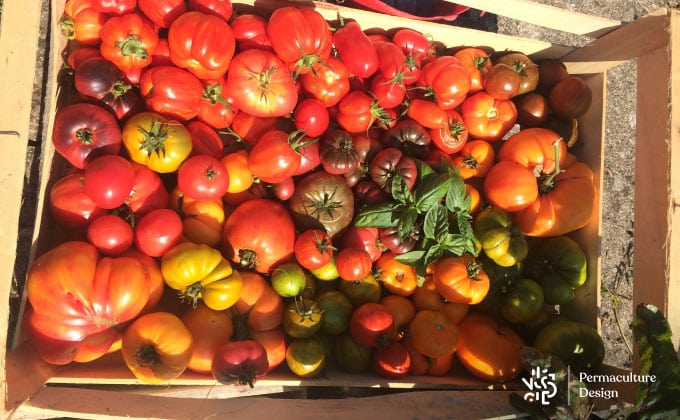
[
  {"left": 177, "top": 154, "right": 229, "bottom": 200},
  {"left": 121, "top": 311, "right": 194, "bottom": 384},
  {"left": 52, "top": 102, "right": 122, "bottom": 169},
  {"left": 230, "top": 13, "right": 272, "bottom": 51},
  {"left": 223, "top": 198, "right": 296, "bottom": 273},
  {"left": 333, "top": 20, "right": 378, "bottom": 79},
  {"left": 418, "top": 55, "right": 471, "bottom": 110},
  {"left": 168, "top": 11, "right": 236, "bottom": 80},
  {"left": 99, "top": 13, "right": 159, "bottom": 84},
  {"left": 212, "top": 339, "right": 269, "bottom": 387},
  {"left": 225, "top": 49, "right": 298, "bottom": 118},
  {"left": 187, "top": 0, "right": 233, "bottom": 21},
  {"left": 456, "top": 312, "right": 524, "bottom": 383},
  {"left": 139, "top": 66, "right": 203, "bottom": 121},
  {"left": 26, "top": 241, "right": 150, "bottom": 345},
  {"left": 90, "top": 0, "right": 136, "bottom": 15},
  {"left": 122, "top": 111, "right": 193, "bottom": 173},
  {"left": 162, "top": 242, "right": 243, "bottom": 310},
  {"left": 60, "top": 0, "right": 107, "bottom": 46},
  {"left": 138, "top": 0, "right": 186, "bottom": 28},
  {"left": 267, "top": 7, "right": 332, "bottom": 76}
]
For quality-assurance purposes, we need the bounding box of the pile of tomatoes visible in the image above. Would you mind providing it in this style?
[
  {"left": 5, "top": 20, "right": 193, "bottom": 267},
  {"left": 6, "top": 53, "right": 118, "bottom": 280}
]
[{"left": 24, "top": 0, "right": 606, "bottom": 387}]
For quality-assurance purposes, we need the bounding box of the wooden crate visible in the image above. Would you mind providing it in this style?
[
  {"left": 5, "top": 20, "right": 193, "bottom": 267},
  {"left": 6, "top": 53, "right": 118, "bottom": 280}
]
[{"left": 1, "top": 0, "right": 678, "bottom": 417}]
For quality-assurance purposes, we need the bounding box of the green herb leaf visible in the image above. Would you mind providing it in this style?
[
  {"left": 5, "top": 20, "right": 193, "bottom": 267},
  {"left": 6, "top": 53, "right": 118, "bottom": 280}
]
[
  {"left": 414, "top": 158, "right": 436, "bottom": 180},
  {"left": 354, "top": 202, "right": 398, "bottom": 228},
  {"left": 437, "top": 232, "right": 466, "bottom": 255},
  {"left": 445, "top": 169, "right": 470, "bottom": 214},
  {"left": 422, "top": 244, "right": 444, "bottom": 267},
  {"left": 414, "top": 173, "right": 451, "bottom": 212},
  {"left": 397, "top": 206, "right": 418, "bottom": 240},
  {"left": 423, "top": 203, "right": 449, "bottom": 240},
  {"left": 394, "top": 250, "right": 426, "bottom": 266},
  {"left": 390, "top": 172, "right": 413, "bottom": 205}
]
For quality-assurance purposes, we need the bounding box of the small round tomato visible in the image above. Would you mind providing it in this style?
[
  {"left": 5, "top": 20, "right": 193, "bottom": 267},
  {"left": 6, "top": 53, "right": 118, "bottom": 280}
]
[
  {"left": 177, "top": 154, "right": 229, "bottom": 200},
  {"left": 294, "top": 229, "right": 334, "bottom": 271},
  {"left": 339, "top": 227, "right": 384, "bottom": 262},
  {"left": 372, "top": 340, "right": 410, "bottom": 379},
  {"left": 460, "top": 91, "right": 518, "bottom": 142},
  {"left": 375, "top": 252, "right": 417, "bottom": 297},
  {"left": 483, "top": 63, "right": 521, "bottom": 100},
  {"left": 86, "top": 215, "right": 134, "bottom": 256},
  {"left": 349, "top": 302, "right": 394, "bottom": 348},
  {"left": 453, "top": 140, "right": 495, "bottom": 180},
  {"left": 316, "top": 290, "right": 353, "bottom": 336},
  {"left": 334, "top": 334, "right": 372, "bottom": 374},
  {"left": 83, "top": 154, "right": 135, "bottom": 210},
  {"left": 282, "top": 298, "right": 324, "bottom": 338},
  {"left": 483, "top": 161, "right": 539, "bottom": 212},
  {"left": 430, "top": 109, "right": 468, "bottom": 154},
  {"left": 294, "top": 98, "right": 330, "bottom": 138},
  {"left": 309, "top": 257, "right": 340, "bottom": 282},
  {"left": 300, "top": 56, "right": 350, "bottom": 107},
  {"left": 134, "top": 208, "right": 183, "bottom": 258},
  {"left": 286, "top": 337, "right": 326, "bottom": 378},
  {"left": 270, "top": 261, "right": 307, "bottom": 298},
  {"left": 433, "top": 255, "right": 490, "bottom": 305},
  {"left": 335, "top": 247, "right": 373, "bottom": 282}
]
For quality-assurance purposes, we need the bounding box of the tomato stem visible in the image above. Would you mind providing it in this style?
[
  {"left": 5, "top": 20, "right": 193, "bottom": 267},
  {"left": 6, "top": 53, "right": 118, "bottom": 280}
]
[
  {"left": 75, "top": 128, "right": 94, "bottom": 145},
  {"left": 138, "top": 120, "right": 170, "bottom": 157},
  {"left": 136, "top": 344, "right": 160, "bottom": 368},
  {"left": 238, "top": 249, "right": 258, "bottom": 270},
  {"left": 111, "top": 80, "right": 132, "bottom": 97},
  {"left": 116, "top": 35, "right": 149, "bottom": 59},
  {"left": 537, "top": 140, "right": 564, "bottom": 194},
  {"left": 58, "top": 15, "right": 75, "bottom": 40},
  {"left": 183, "top": 282, "right": 204, "bottom": 308}
]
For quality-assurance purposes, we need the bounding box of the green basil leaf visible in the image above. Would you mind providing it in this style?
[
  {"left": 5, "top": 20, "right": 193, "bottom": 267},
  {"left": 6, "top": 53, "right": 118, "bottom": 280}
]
[
  {"left": 437, "top": 232, "right": 465, "bottom": 256},
  {"left": 414, "top": 158, "right": 436, "bottom": 180},
  {"left": 397, "top": 206, "right": 418, "bottom": 240},
  {"left": 414, "top": 173, "right": 451, "bottom": 213},
  {"left": 394, "top": 250, "right": 426, "bottom": 266},
  {"left": 445, "top": 171, "right": 469, "bottom": 214},
  {"left": 390, "top": 172, "right": 413, "bottom": 205},
  {"left": 354, "top": 203, "right": 398, "bottom": 228},
  {"left": 423, "top": 245, "right": 444, "bottom": 267},
  {"left": 423, "top": 203, "right": 449, "bottom": 239}
]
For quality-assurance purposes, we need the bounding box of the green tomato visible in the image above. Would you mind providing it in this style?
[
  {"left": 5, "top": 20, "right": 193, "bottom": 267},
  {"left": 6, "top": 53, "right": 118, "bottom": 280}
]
[
  {"left": 534, "top": 320, "right": 604, "bottom": 373},
  {"left": 316, "top": 290, "right": 354, "bottom": 335},
  {"left": 286, "top": 337, "right": 327, "bottom": 378},
  {"left": 334, "top": 333, "right": 372, "bottom": 374},
  {"left": 270, "top": 261, "right": 307, "bottom": 297},
  {"left": 474, "top": 206, "right": 528, "bottom": 267},
  {"left": 476, "top": 255, "right": 523, "bottom": 315},
  {"left": 338, "top": 274, "right": 381, "bottom": 307},
  {"left": 524, "top": 236, "right": 587, "bottom": 305},
  {"left": 310, "top": 257, "right": 339, "bottom": 281},
  {"left": 499, "top": 278, "right": 544, "bottom": 324}
]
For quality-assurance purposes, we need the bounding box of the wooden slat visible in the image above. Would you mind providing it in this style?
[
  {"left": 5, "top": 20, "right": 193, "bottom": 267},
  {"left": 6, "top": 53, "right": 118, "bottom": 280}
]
[
  {"left": 14, "top": 387, "right": 523, "bottom": 419},
  {"left": 444, "top": 0, "right": 621, "bottom": 37},
  {"left": 632, "top": 9, "right": 680, "bottom": 352},
  {"left": 0, "top": 0, "right": 45, "bottom": 416},
  {"left": 563, "top": 9, "right": 669, "bottom": 74}
]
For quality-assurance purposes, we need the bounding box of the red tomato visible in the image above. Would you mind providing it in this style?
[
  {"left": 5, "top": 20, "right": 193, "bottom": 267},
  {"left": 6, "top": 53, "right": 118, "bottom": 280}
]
[
  {"left": 26, "top": 241, "right": 150, "bottom": 344},
  {"left": 333, "top": 21, "right": 378, "bottom": 79},
  {"left": 90, "top": 0, "right": 136, "bottom": 15},
  {"left": 372, "top": 340, "right": 411, "bottom": 378},
  {"left": 150, "top": 38, "right": 173, "bottom": 67},
  {"left": 267, "top": 7, "right": 332, "bottom": 76},
  {"left": 66, "top": 46, "right": 101, "bottom": 70},
  {"left": 272, "top": 177, "right": 295, "bottom": 201},
  {"left": 134, "top": 208, "right": 183, "bottom": 257},
  {"left": 83, "top": 154, "right": 135, "bottom": 210},
  {"left": 176, "top": 154, "right": 229, "bottom": 200},
  {"left": 300, "top": 56, "right": 350, "bottom": 107},
  {"left": 349, "top": 303, "right": 395, "bottom": 348},
  {"left": 454, "top": 47, "right": 493, "bottom": 93},
  {"left": 294, "top": 139, "right": 322, "bottom": 176},
  {"left": 335, "top": 247, "right": 373, "bottom": 282},
  {"left": 222, "top": 199, "right": 296, "bottom": 274},
  {"left": 294, "top": 229, "right": 334, "bottom": 270},
  {"left": 50, "top": 171, "right": 107, "bottom": 230},
  {"left": 460, "top": 91, "right": 518, "bottom": 141},
  {"left": 186, "top": 120, "right": 225, "bottom": 159},
  {"left": 197, "top": 76, "right": 238, "bottom": 129},
  {"left": 338, "top": 227, "right": 384, "bottom": 262},
  {"left": 139, "top": 66, "right": 203, "bottom": 121},
  {"left": 125, "top": 162, "right": 170, "bottom": 217},
  {"left": 138, "top": 0, "right": 187, "bottom": 28},
  {"left": 337, "top": 90, "right": 392, "bottom": 133},
  {"left": 407, "top": 98, "right": 448, "bottom": 129},
  {"left": 369, "top": 73, "right": 406, "bottom": 109},
  {"left": 60, "top": 0, "right": 107, "bottom": 46},
  {"left": 391, "top": 28, "right": 430, "bottom": 67},
  {"left": 294, "top": 98, "right": 330, "bottom": 138},
  {"left": 230, "top": 13, "right": 272, "bottom": 51},
  {"left": 212, "top": 340, "right": 269, "bottom": 387},
  {"left": 87, "top": 215, "right": 134, "bottom": 256},
  {"left": 225, "top": 49, "right": 298, "bottom": 118},
  {"left": 51, "top": 102, "right": 121, "bottom": 169},
  {"left": 375, "top": 41, "right": 415, "bottom": 85},
  {"left": 248, "top": 129, "right": 310, "bottom": 184},
  {"left": 228, "top": 112, "right": 278, "bottom": 148},
  {"left": 429, "top": 109, "right": 468, "bottom": 154},
  {"left": 168, "top": 11, "right": 235, "bottom": 80},
  {"left": 418, "top": 56, "right": 471, "bottom": 110},
  {"left": 187, "top": 0, "right": 233, "bottom": 21},
  {"left": 99, "top": 13, "right": 159, "bottom": 83}
]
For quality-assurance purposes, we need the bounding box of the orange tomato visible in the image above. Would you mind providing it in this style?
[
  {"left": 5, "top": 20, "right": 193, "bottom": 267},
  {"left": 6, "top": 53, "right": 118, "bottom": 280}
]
[
  {"left": 379, "top": 294, "right": 416, "bottom": 341},
  {"left": 375, "top": 252, "right": 418, "bottom": 297},
  {"left": 181, "top": 302, "right": 233, "bottom": 374},
  {"left": 453, "top": 140, "right": 495, "bottom": 180},
  {"left": 233, "top": 271, "right": 284, "bottom": 333},
  {"left": 169, "top": 187, "right": 225, "bottom": 246},
  {"left": 120, "top": 248, "right": 165, "bottom": 314},
  {"left": 456, "top": 312, "right": 524, "bottom": 383},
  {"left": 405, "top": 338, "right": 454, "bottom": 376},
  {"left": 221, "top": 150, "right": 254, "bottom": 194},
  {"left": 121, "top": 312, "right": 194, "bottom": 384},
  {"left": 432, "top": 255, "right": 490, "bottom": 305},
  {"left": 251, "top": 327, "right": 287, "bottom": 372},
  {"left": 408, "top": 309, "right": 459, "bottom": 358}
]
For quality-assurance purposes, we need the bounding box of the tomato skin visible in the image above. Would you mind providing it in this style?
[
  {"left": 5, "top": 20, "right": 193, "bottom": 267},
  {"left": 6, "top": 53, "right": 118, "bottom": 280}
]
[
  {"left": 233, "top": 271, "right": 284, "bottom": 332},
  {"left": 337, "top": 90, "right": 390, "bottom": 134},
  {"left": 121, "top": 311, "right": 194, "bottom": 384},
  {"left": 248, "top": 130, "right": 303, "bottom": 184},
  {"left": 134, "top": 208, "right": 183, "bottom": 258},
  {"left": 429, "top": 109, "right": 468, "bottom": 155},
  {"left": 90, "top": 0, "right": 137, "bottom": 15},
  {"left": 453, "top": 140, "right": 495, "bottom": 180},
  {"left": 87, "top": 215, "right": 134, "bottom": 256},
  {"left": 294, "top": 98, "right": 330, "bottom": 138},
  {"left": 187, "top": 0, "right": 233, "bottom": 21},
  {"left": 283, "top": 298, "right": 324, "bottom": 338},
  {"left": 270, "top": 261, "right": 307, "bottom": 298},
  {"left": 177, "top": 154, "right": 229, "bottom": 200},
  {"left": 407, "top": 98, "right": 448, "bottom": 129},
  {"left": 225, "top": 49, "right": 298, "bottom": 118},
  {"left": 409, "top": 309, "right": 459, "bottom": 358},
  {"left": 50, "top": 172, "right": 107, "bottom": 230},
  {"left": 335, "top": 247, "right": 373, "bottom": 282},
  {"left": 212, "top": 339, "right": 269, "bottom": 386},
  {"left": 418, "top": 56, "right": 471, "bottom": 110},
  {"left": 534, "top": 320, "right": 604, "bottom": 373},
  {"left": 432, "top": 255, "right": 490, "bottom": 305},
  {"left": 168, "top": 11, "right": 235, "bottom": 80},
  {"left": 334, "top": 333, "right": 372, "bottom": 373},
  {"left": 126, "top": 162, "right": 170, "bottom": 217},
  {"left": 83, "top": 154, "right": 135, "bottom": 210},
  {"left": 372, "top": 340, "right": 411, "bottom": 378},
  {"left": 369, "top": 147, "right": 417, "bottom": 194},
  {"left": 294, "top": 229, "right": 334, "bottom": 271},
  {"left": 52, "top": 103, "right": 122, "bottom": 169},
  {"left": 122, "top": 111, "right": 193, "bottom": 174},
  {"left": 267, "top": 7, "right": 332, "bottom": 75},
  {"left": 139, "top": 66, "right": 203, "bottom": 121},
  {"left": 495, "top": 52, "right": 539, "bottom": 96},
  {"left": 169, "top": 188, "right": 225, "bottom": 246},
  {"left": 221, "top": 150, "right": 254, "bottom": 194},
  {"left": 138, "top": 0, "right": 187, "bottom": 28},
  {"left": 186, "top": 120, "right": 224, "bottom": 158},
  {"left": 286, "top": 337, "right": 326, "bottom": 378},
  {"left": 60, "top": 0, "right": 107, "bottom": 46},
  {"left": 230, "top": 13, "right": 271, "bottom": 51},
  {"left": 223, "top": 199, "right": 296, "bottom": 274},
  {"left": 99, "top": 13, "right": 159, "bottom": 84},
  {"left": 26, "top": 241, "right": 150, "bottom": 344},
  {"left": 483, "top": 63, "right": 521, "bottom": 100},
  {"left": 454, "top": 47, "right": 492, "bottom": 93},
  {"left": 333, "top": 21, "right": 379, "bottom": 79},
  {"left": 349, "top": 303, "right": 395, "bottom": 348},
  {"left": 391, "top": 28, "right": 429, "bottom": 67},
  {"left": 300, "top": 56, "right": 350, "bottom": 107},
  {"left": 181, "top": 301, "right": 234, "bottom": 374},
  {"left": 460, "top": 91, "right": 518, "bottom": 141},
  {"left": 375, "top": 252, "right": 418, "bottom": 296},
  {"left": 338, "top": 227, "right": 384, "bottom": 262},
  {"left": 379, "top": 294, "right": 416, "bottom": 341}
]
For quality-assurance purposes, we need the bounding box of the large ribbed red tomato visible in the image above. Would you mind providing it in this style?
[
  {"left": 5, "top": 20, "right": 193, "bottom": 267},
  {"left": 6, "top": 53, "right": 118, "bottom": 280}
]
[{"left": 222, "top": 199, "right": 296, "bottom": 274}]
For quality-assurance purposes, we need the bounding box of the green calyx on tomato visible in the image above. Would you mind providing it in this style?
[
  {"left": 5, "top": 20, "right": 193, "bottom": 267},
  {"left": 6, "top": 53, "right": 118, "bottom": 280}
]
[
  {"left": 137, "top": 120, "right": 171, "bottom": 157},
  {"left": 474, "top": 206, "right": 528, "bottom": 267},
  {"left": 535, "top": 140, "right": 564, "bottom": 194},
  {"left": 523, "top": 235, "right": 587, "bottom": 305},
  {"left": 116, "top": 35, "right": 150, "bottom": 59}
]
